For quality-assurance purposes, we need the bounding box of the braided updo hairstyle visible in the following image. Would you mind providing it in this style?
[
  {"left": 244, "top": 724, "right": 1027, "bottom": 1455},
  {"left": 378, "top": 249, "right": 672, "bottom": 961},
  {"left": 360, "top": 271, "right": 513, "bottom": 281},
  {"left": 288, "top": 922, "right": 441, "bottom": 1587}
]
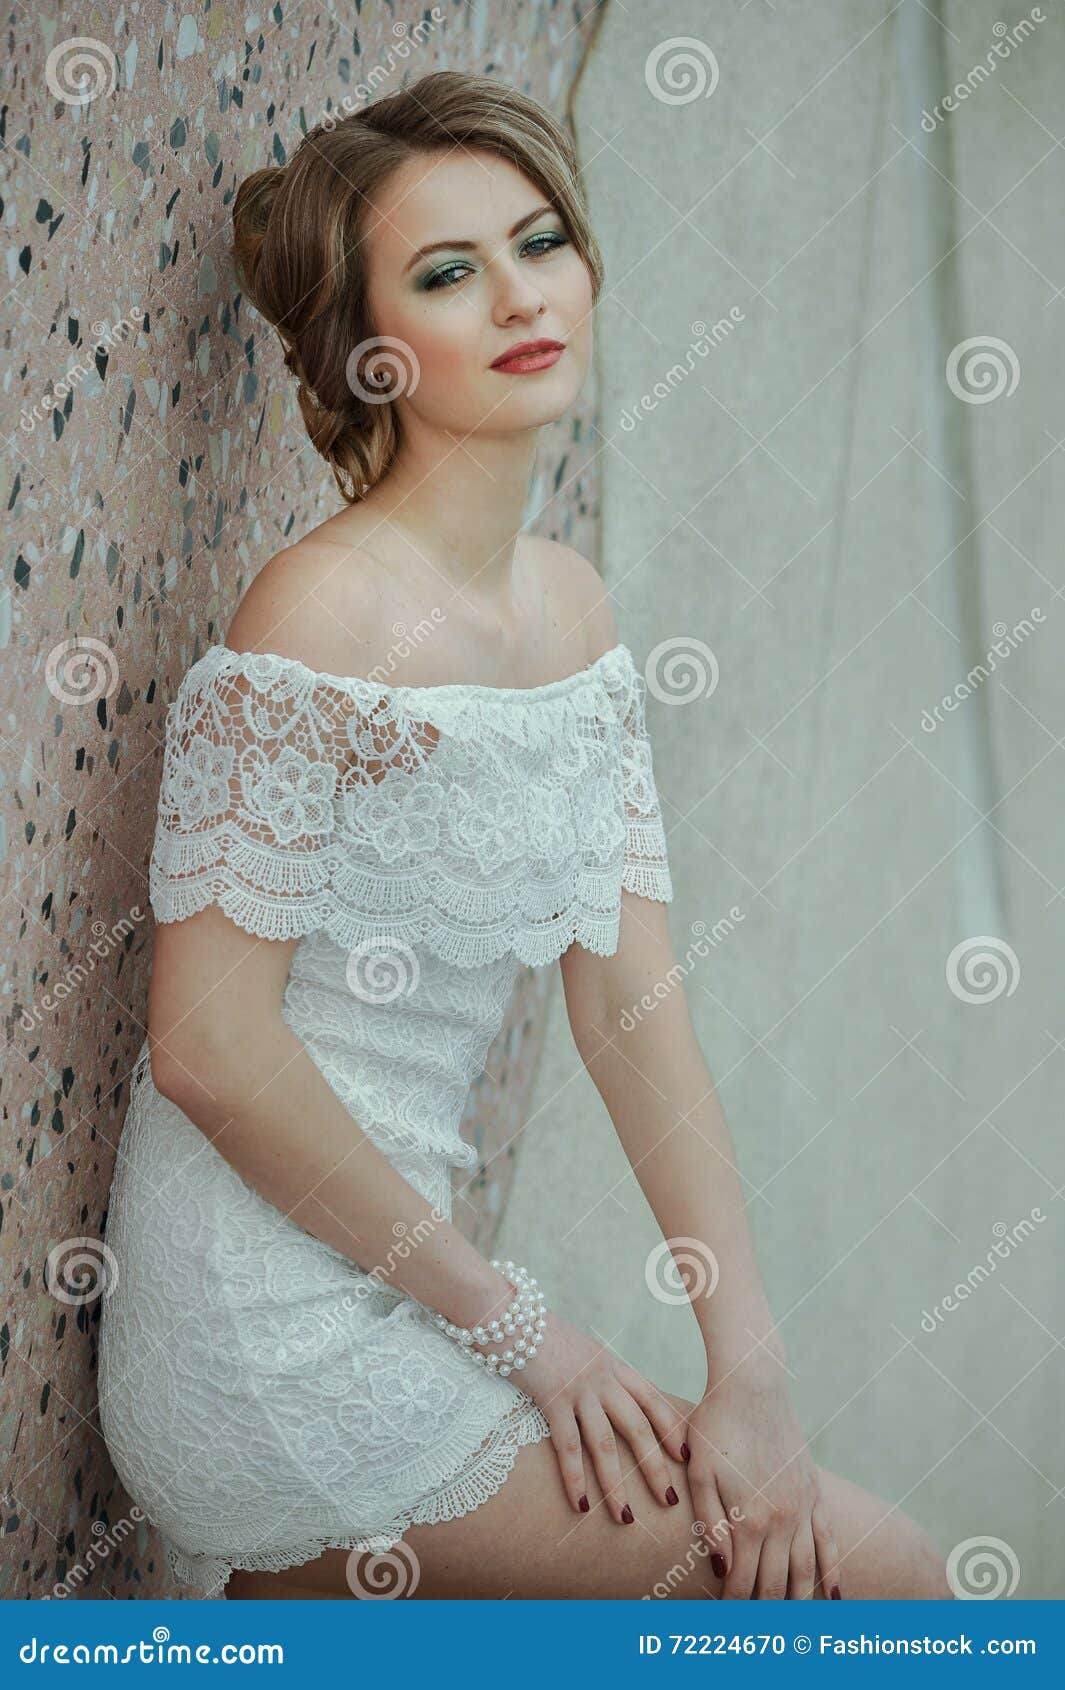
[{"left": 231, "top": 69, "right": 605, "bottom": 505}]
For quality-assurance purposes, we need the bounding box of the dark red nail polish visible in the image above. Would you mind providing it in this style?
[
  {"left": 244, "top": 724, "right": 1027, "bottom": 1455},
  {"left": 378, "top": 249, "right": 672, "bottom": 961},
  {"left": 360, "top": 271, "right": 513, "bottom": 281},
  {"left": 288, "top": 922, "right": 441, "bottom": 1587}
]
[
  {"left": 666, "top": 1485, "right": 679, "bottom": 1505},
  {"left": 681, "top": 1442, "right": 691, "bottom": 1461},
  {"left": 578, "top": 1494, "right": 589, "bottom": 1513},
  {"left": 711, "top": 1551, "right": 727, "bottom": 1579},
  {"left": 831, "top": 1584, "right": 841, "bottom": 1599},
  {"left": 621, "top": 1503, "right": 634, "bottom": 1524}
]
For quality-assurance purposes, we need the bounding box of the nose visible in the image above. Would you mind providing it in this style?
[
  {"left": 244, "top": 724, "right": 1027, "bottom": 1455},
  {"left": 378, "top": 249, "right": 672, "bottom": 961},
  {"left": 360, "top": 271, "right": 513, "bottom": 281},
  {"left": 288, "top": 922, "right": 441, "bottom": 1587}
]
[{"left": 491, "top": 254, "right": 546, "bottom": 325}]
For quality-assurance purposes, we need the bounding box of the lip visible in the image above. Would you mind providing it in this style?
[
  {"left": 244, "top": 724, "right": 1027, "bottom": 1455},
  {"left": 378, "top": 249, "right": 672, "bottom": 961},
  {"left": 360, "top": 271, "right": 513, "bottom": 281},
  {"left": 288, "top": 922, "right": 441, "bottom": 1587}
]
[{"left": 490, "top": 338, "right": 566, "bottom": 372}]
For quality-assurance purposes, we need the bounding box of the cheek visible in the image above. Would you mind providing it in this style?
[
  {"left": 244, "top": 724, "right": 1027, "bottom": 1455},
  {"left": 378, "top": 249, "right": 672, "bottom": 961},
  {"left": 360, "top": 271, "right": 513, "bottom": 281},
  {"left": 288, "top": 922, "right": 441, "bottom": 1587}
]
[{"left": 393, "top": 301, "right": 483, "bottom": 390}]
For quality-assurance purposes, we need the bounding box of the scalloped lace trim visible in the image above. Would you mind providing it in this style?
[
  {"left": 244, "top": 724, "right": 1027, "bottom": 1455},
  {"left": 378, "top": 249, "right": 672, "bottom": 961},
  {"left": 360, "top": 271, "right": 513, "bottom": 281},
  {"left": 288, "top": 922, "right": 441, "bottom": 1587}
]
[
  {"left": 162, "top": 1396, "right": 552, "bottom": 1599},
  {"left": 147, "top": 640, "right": 673, "bottom": 968}
]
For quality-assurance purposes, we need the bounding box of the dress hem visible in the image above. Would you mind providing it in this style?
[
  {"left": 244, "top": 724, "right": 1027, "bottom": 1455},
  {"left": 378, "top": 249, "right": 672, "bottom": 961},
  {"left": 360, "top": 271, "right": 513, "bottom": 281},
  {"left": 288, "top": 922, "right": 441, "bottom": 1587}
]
[{"left": 163, "top": 1395, "right": 553, "bottom": 1599}]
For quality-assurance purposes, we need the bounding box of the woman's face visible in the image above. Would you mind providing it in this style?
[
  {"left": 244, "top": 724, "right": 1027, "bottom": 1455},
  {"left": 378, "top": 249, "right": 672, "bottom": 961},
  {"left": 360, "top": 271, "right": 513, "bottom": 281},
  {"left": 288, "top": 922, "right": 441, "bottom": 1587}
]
[{"left": 360, "top": 146, "right": 595, "bottom": 437}]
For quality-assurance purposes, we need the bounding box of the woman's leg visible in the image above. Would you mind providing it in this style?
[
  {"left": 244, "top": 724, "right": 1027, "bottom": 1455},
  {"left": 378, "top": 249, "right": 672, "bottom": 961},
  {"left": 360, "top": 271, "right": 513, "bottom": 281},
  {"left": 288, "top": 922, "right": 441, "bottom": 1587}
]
[{"left": 225, "top": 1390, "right": 950, "bottom": 1600}]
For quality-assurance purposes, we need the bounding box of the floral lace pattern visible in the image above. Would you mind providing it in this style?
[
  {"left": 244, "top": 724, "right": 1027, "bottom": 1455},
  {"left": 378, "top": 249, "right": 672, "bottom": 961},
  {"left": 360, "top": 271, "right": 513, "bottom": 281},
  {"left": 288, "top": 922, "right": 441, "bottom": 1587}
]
[
  {"left": 99, "top": 640, "right": 674, "bottom": 1595},
  {"left": 148, "top": 641, "right": 673, "bottom": 965}
]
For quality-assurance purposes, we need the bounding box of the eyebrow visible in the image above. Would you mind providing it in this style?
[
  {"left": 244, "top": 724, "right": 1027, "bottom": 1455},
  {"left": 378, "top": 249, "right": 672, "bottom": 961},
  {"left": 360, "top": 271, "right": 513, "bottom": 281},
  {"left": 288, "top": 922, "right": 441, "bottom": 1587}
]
[{"left": 402, "top": 204, "right": 559, "bottom": 273}]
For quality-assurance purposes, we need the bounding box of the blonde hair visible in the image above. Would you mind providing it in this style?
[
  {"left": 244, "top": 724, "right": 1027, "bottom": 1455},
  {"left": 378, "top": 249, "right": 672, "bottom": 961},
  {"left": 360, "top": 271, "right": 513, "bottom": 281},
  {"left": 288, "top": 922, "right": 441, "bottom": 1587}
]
[{"left": 231, "top": 69, "right": 604, "bottom": 505}]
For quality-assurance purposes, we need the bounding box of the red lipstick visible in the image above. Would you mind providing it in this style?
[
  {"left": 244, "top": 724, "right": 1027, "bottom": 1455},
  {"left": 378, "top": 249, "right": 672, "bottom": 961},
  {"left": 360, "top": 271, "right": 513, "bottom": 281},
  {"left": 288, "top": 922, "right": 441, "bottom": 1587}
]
[{"left": 490, "top": 338, "right": 566, "bottom": 374}]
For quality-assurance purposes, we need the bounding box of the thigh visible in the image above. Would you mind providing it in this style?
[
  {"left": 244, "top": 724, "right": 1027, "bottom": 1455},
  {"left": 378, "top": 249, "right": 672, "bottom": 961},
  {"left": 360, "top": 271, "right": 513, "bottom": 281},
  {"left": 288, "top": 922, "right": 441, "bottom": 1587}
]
[
  {"left": 230, "top": 1394, "right": 715, "bottom": 1600},
  {"left": 226, "top": 1387, "right": 950, "bottom": 1600}
]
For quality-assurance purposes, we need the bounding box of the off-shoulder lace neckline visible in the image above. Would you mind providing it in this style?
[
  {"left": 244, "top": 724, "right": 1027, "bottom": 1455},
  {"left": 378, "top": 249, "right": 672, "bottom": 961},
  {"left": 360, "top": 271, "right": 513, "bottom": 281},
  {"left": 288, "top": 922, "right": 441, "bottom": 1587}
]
[{"left": 204, "top": 640, "right": 631, "bottom": 702}]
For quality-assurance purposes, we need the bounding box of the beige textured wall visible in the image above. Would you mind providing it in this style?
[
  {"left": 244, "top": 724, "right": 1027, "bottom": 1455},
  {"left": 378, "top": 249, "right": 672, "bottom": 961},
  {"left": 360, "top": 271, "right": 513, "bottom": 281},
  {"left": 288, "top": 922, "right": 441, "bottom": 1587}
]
[
  {"left": 502, "top": 0, "right": 1065, "bottom": 1598},
  {"left": 1, "top": 1, "right": 604, "bottom": 1599}
]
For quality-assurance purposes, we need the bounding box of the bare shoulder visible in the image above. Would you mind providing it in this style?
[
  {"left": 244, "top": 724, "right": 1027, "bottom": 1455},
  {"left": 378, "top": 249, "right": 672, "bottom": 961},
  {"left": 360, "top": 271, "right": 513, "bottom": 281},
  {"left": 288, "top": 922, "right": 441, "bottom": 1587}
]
[
  {"left": 522, "top": 536, "right": 620, "bottom": 663},
  {"left": 223, "top": 535, "right": 393, "bottom": 677}
]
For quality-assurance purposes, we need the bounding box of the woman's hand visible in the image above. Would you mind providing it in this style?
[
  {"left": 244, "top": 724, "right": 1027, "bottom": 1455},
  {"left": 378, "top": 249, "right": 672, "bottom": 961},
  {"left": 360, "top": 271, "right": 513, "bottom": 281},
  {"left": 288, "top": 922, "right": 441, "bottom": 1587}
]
[
  {"left": 685, "top": 1360, "right": 844, "bottom": 1599},
  {"left": 515, "top": 1310, "right": 689, "bottom": 1525}
]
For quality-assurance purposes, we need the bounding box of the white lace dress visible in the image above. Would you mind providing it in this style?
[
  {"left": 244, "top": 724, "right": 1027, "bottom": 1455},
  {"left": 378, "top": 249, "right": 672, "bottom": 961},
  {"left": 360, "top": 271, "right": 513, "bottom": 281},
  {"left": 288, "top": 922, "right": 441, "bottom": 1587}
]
[{"left": 98, "top": 639, "right": 673, "bottom": 1598}]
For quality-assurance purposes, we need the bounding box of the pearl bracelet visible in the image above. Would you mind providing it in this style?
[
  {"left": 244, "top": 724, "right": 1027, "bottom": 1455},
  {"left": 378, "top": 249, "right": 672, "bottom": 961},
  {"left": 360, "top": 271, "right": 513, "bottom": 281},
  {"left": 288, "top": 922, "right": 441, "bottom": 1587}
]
[{"left": 430, "top": 1259, "right": 547, "bottom": 1377}]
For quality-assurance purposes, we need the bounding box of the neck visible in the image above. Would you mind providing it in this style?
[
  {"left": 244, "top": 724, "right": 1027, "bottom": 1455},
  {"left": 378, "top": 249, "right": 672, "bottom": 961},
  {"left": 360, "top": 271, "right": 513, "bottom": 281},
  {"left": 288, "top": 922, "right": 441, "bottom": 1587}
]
[{"left": 363, "top": 421, "right": 540, "bottom": 605}]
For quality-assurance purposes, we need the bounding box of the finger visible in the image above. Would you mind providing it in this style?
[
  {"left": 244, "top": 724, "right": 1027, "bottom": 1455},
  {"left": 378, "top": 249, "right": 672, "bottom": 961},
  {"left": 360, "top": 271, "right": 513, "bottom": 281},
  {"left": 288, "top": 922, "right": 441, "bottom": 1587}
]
[
  {"left": 752, "top": 1528, "right": 791, "bottom": 1601},
  {"left": 786, "top": 1526, "right": 818, "bottom": 1601},
  {"left": 721, "top": 1512, "right": 764, "bottom": 1600},
  {"left": 601, "top": 1387, "right": 678, "bottom": 1511},
  {"left": 615, "top": 1364, "right": 689, "bottom": 1463},
  {"left": 811, "top": 1500, "right": 843, "bottom": 1600},
  {"left": 574, "top": 1399, "right": 632, "bottom": 1525},
  {"left": 548, "top": 1410, "right": 590, "bottom": 1517},
  {"left": 688, "top": 1473, "right": 733, "bottom": 1586}
]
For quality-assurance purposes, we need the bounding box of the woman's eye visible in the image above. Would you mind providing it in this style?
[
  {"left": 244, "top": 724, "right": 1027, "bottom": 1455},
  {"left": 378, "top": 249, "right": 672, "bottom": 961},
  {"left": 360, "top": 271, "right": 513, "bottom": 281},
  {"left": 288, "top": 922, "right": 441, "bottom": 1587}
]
[
  {"left": 521, "top": 231, "right": 568, "bottom": 257},
  {"left": 422, "top": 262, "right": 473, "bottom": 292}
]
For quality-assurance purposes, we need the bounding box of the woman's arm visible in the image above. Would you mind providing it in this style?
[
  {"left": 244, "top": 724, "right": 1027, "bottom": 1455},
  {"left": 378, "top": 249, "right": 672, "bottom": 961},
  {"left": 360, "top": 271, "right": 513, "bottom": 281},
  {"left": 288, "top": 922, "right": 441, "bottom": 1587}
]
[
  {"left": 560, "top": 895, "right": 844, "bottom": 1598},
  {"left": 147, "top": 900, "right": 689, "bottom": 1525},
  {"left": 560, "top": 891, "right": 782, "bottom": 1377},
  {"left": 149, "top": 906, "right": 516, "bottom": 1331}
]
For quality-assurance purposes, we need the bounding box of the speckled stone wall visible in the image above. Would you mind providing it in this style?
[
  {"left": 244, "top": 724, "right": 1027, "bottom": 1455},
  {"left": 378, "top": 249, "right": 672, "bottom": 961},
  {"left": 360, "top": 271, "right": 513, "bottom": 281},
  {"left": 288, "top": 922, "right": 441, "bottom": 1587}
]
[{"left": 2, "top": 1, "right": 604, "bottom": 1599}]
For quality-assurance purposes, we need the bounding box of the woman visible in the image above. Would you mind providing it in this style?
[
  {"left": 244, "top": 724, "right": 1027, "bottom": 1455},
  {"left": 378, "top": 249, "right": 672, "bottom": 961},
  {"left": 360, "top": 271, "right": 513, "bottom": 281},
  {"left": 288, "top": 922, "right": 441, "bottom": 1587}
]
[{"left": 98, "top": 70, "right": 949, "bottom": 1601}]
